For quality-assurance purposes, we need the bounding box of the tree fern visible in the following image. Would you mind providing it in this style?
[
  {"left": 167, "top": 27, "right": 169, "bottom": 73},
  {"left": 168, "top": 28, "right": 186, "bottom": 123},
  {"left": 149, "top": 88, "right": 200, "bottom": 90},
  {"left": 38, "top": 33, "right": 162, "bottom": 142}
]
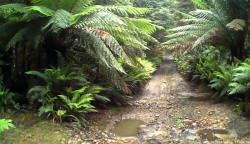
[
  {"left": 0, "top": 1, "right": 160, "bottom": 94},
  {"left": 103, "top": 5, "right": 151, "bottom": 17},
  {"left": 191, "top": 0, "right": 209, "bottom": 9},
  {"left": 0, "top": 3, "right": 26, "bottom": 20},
  {"left": 43, "top": 9, "right": 72, "bottom": 32},
  {"left": 163, "top": 0, "right": 248, "bottom": 59}
]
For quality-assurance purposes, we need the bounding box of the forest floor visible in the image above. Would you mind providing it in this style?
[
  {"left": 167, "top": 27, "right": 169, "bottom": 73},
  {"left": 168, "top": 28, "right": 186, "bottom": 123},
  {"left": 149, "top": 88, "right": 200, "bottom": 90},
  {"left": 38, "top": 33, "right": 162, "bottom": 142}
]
[{"left": 1, "top": 55, "right": 250, "bottom": 144}]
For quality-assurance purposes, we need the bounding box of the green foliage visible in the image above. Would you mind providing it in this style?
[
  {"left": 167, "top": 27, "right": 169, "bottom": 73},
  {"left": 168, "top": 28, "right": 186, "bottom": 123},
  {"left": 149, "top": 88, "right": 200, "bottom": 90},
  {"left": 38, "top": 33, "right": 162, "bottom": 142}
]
[
  {"left": 0, "top": 82, "right": 17, "bottom": 113},
  {"left": 236, "top": 102, "right": 244, "bottom": 116},
  {"left": 0, "top": 119, "right": 15, "bottom": 134},
  {"left": 26, "top": 67, "right": 109, "bottom": 125},
  {"left": 58, "top": 86, "right": 97, "bottom": 126},
  {"left": 174, "top": 55, "right": 194, "bottom": 76},
  {"left": 26, "top": 68, "right": 87, "bottom": 115},
  {"left": 191, "top": 0, "right": 209, "bottom": 9},
  {"left": 194, "top": 51, "right": 219, "bottom": 81},
  {"left": 0, "top": 1, "right": 160, "bottom": 95},
  {"left": 209, "top": 65, "right": 236, "bottom": 98},
  {"left": 229, "top": 58, "right": 250, "bottom": 95},
  {"left": 119, "top": 58, "right": 156, "bottom": 92},
  {"left": 164, "top": 0, "right": 248, "bottom": 59},
  {"left": 176, "top": 119, "right": 184, "bottom": 128}
]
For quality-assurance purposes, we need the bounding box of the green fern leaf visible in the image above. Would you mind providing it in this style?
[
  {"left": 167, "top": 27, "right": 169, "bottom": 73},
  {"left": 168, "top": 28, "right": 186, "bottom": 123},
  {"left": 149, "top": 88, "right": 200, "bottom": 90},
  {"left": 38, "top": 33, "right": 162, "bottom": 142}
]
[{"left": 43, "top": 9, "right": 72, "bottom": 32}]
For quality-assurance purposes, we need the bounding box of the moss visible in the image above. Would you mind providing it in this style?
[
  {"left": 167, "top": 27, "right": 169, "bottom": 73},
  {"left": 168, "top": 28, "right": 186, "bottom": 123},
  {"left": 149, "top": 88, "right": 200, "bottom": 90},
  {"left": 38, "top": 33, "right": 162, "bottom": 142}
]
[{"left": 0, "top": 112, "right": 69, "bottom": 144}]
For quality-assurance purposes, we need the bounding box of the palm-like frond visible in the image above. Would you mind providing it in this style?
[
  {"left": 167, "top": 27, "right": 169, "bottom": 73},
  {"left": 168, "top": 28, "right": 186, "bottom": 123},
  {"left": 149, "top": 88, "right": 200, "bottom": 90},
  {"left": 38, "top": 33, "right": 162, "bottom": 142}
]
[
  {"left": 26, "top": 70, "right": 49, "bottom": 82},
  {"left": 25, "top": 5, "right": 55, "bottom": 17},
  {"left": 164, "top": 0, "right": 248, "bottom": 53},
  {"left": 0, "top": 3, "right": 26, "bottom": 20},
  {"left": 103, "top": 5, "right": 151, "bottom": 17},
  {"left": 43, "top": 9, "right": 72, "bottom": 32},
  {"left": 30, "top": 0, "right": 57, "bottom": 10},
  {"left": 226, "top": 19, "right": 246, "bottom": 31},
  {"left": 1, "top": 1, "right": 160, "bottom": 95},
  {"left": 86, "top": 28, "right": 132, "bottom": 64},
  {"left": 58, "top": 0, "right": 94, "bottom": 14}
]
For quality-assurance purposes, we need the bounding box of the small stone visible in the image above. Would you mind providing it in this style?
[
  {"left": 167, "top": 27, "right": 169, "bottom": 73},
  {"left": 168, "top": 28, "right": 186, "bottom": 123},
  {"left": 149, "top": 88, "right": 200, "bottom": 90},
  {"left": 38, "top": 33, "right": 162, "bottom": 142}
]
[
  {"left": 183, "top": 119, "right": 192, "bottom": 124},
  {"left": 147, "top": 131, "right": 168, "bottom": 140},
  {"left": 186, "top": 135, "right": 199, "bottom": 141},
  {"left": 192, "top": 123, "right": 197, "bottom": 126},
  {"left": 121, "top": 137, "right": 139, "bottom": 144},
  {"left": 203, "top": 140, "right": 210, "bottom": 144}
]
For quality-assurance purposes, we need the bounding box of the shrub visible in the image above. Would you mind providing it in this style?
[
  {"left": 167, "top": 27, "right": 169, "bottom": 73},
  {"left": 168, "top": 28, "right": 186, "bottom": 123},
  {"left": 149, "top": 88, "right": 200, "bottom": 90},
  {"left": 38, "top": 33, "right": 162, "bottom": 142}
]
[
  {"left": 0, "top": 119, "right": 15, "bottom": 134},
  {"left": 26, "top": 68, "right": 108, "bottom": 125},
  {"left": 119, "top": 58, "right": 156, "bottom": 92},
  {"left": 229, "top": 58, "right": 250, "bottom": 95},
  {"left": 0, "top": 82, "right": 17, "bottom": 113}
]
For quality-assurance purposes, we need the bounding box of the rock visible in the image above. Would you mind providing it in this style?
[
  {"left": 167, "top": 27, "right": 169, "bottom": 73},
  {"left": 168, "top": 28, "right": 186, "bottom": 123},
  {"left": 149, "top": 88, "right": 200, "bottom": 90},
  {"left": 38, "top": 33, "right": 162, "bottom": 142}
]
[
  {"left": 139, "top": 125, "right": 147, "bottom": 129},
  {"left": 121, "top": 137, "right": 139, "bottom": 144},
  {"left": 186, "top": 135, "right": 199, "bottom": 141},
  {"left": 147, "top": 138, "right": 161, "bottom": 144},
  {"left": 183, "top": 119, "right": 192, "bottom": 124},
  {"left": 192, "top": 123, "right": 197, "bottom": 127},
  {"left": 203, "top": 140, "right": 210, "bottom": 144},
  {"left": 147, "top": 131, "right": 168, "bottom": 140}
]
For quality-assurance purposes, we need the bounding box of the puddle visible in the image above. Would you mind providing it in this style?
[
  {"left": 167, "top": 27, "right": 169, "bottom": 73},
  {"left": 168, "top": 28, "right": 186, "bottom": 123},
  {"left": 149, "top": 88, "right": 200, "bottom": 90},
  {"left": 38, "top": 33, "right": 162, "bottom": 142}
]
[
  {"left": 179, "top": 95, "right": 212, "bottom": 102},
  {"left": 196, "top": 129, "right": 229, "bottom": 141},
  {"left": 112, "top": 119, "right": 145, "bottom": 137}
]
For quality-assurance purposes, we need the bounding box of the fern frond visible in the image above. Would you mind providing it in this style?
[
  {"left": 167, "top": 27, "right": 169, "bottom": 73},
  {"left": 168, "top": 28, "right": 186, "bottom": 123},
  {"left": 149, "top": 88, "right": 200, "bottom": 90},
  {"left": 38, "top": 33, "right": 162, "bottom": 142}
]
[
  {"left": 103, "top": 5, "right": 151, "bottom": 17},
  {"left": 189, "top": 9, "right": 220, "bottom": 21},
  {"left": 191, "top": 0, "right": 209, "bottom": 9},
  {"left": 43, "top": 9, "right": 72, "bottom": 33},
  {"left": 125, "top": 18, "right": 164, "bottom": 34},
  {"left": 26, "top": 70, "right": 49, "bottom": 82},
  {"left": 191, "top": 27, "right": 218, "bottom": 49},
  {"left": 27, "top": 86, "right": 46, "bottom": 94},
  {"left": 57, "top": 0, "right": 94, "bottom": 14},
  {"left": 0, "top": 3, "right": 26, "bottom": 20},
  {"left": 78, "top": 31, "right": 125, "bottom": 73},
  {"left": 70, "top": 5, "right": 103, "bottom": 24},
  {"left": 86, "top": 28, "right": 132, "bottom": 65},
  {"left": 25, "top": 5, "right": 55, "bottom": 17},
  {"left": 229, "top": 83, "right": 248, "bottom": 95},
  {"left": 226, "top": 19, "right": 246, "bottom": 31},
  {"left": 30, "top": 0, "right": 57, "bottom": 10}
]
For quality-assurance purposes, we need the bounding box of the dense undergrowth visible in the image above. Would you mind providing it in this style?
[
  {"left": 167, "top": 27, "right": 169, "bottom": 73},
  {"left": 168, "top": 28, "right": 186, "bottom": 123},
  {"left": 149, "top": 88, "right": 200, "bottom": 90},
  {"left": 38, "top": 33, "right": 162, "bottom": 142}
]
[
  {"left": 0, "top": 0, "right": 165, "bottom": 132},
  {"left": 166, "top": 0, "right": 250, "bottom": 115}
]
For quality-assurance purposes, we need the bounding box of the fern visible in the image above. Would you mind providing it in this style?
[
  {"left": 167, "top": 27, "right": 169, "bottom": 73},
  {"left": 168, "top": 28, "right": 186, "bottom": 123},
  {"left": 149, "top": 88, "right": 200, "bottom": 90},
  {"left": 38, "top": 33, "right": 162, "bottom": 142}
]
[
  {"left": 43, "top": 9, "right": 72, "bottom": 32},
  {"left": 0, "top": 3, "right": 26, "bottom": 20},
  {"left": 164, "top": 0, "right": 248, "bottom": 57},
  {"left": 191, "top": 0, "right": 209, "bottom": 9},
  {"left": 1, "top": 0, "right": 160, "bottom": 95},
  {"left": 25, "top": 5, "right": 55, "bottom": 16},
  {"left": 209, "top": 65, "right": 235, "bottom": 98},
  {"left": 103, "top": 5, "right": 151, "bottom": 17},
  {"left": 229, "top": 58, "right": 250, "bottom": 95}
]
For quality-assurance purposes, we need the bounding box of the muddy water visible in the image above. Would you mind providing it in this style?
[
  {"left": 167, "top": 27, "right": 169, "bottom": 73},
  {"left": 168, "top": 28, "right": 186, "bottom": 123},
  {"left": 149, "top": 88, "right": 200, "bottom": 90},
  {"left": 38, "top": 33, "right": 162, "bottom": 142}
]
[
  {"left": 179, "top": 95, "right": 212, "bottom": 102},
  {"left": 112, "top": 119, "right": 145, "bottom": 137}
]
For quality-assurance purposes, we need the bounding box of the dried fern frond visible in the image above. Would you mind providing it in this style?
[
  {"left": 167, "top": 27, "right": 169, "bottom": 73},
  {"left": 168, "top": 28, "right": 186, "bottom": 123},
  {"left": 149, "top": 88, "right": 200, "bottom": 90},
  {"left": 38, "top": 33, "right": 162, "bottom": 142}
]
[{"left": 226, "top": 19, "right": 246, "bottom": 31}]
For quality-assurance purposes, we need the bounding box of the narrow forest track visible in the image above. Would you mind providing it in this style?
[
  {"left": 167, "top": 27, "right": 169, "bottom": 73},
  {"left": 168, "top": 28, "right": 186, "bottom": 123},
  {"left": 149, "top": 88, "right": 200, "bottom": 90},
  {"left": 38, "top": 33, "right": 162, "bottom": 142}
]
[{"left": 69, "top": 55, "right": 250, "bottom": 144}]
